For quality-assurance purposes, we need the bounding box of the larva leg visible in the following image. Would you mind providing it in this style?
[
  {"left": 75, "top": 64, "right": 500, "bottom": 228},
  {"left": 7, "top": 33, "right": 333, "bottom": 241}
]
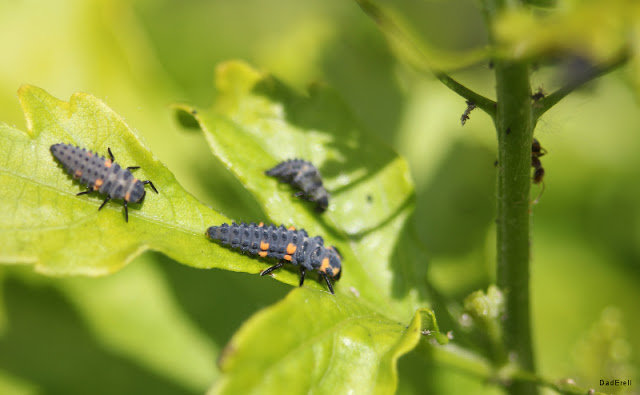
[
  {"left": 299, "top": 267, "right": 306, "bottom": 287},
  {"left": 99, "top": 196, "right": 111, "bottom": 210},
  {"left": 142, "top": 180, "right": 158, "bottom": 194},
  {"left": 260, "top": 261, "right": 284, "bottom": 277}
]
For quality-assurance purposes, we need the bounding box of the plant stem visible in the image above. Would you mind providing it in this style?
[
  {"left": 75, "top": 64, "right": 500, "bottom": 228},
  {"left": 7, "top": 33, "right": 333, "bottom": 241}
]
[
  {"left": 434, "top": 72, "right": 496, "bottom": 117},
  {"left": 355, "top": 0, "right": 542, "bottom": 392},
  {"left": 494, "top": 60, "right": 537, "bottom": 395},
  {"left": 479, "top": 0, "right": 538, "bottom": 393},
  {"left": 434, "top": 0, "right": 541, "bottom": 389}
]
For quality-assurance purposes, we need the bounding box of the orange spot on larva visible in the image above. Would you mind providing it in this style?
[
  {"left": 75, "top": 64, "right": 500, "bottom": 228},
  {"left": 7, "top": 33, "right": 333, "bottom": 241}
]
[
  {"left": 104, "top": 160, "right": 112, "bottom": 168},
  {"left": 286, "top": 243, "right": 296, "bottom": 254},
  {"left": 260, "top": 241, "right": 269, "bottom": 251},
  {"left": 94, "top": 178, "right": 103, "bottom": 187},
  {"left": 288, "top": 226, "right": 295, "bottom": 230},
  {"left": 258, "top": 222, "right": 264, "bottom": 227},
  {"left": 258, "top": 251, "right": 268, "bottom": 257},
  {"left": 319, "top": 257, "right": 330, "bottom": 273},
  {"left": 74, "top": 169, "right": 83, "bottom": 178},
  {"left": 284, "top": 255, "right": 292, "bottom": 261},
  {"left": 125, "top": 191, "right": 131, "bottom": 201}
]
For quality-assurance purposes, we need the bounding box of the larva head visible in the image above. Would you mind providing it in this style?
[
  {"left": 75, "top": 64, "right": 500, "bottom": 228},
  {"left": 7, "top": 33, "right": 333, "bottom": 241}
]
[
  {"left": 206, "top": 224, "right": 230, "bottom": 243},
  {"left": 319, "top": 246, "right": 342, "bottom": 279},
  {"left": 315, "top": 194, "right": 329, "bottom": 212},
  {"left": 50, "top": 143, "right": 64, "bottom": 158},
  {"left": 127, "top": 180, "right": 147, "bottom": 203}
]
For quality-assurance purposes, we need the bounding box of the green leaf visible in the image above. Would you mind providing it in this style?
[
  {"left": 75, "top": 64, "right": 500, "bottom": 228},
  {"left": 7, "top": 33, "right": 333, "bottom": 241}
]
[
  {"left": 58, "top": 253, "right": 219, "bottom": 391},
  {"left": 354, "top": 0, "right": 490, "bottom": 72},
  {"left": 174, "top": 61, "right": 428, "bottom": 320},
  {"left": 175, "top": 61, "right": 443, "bottom": 393},
  {"left": 0, "top": 85, "right": 241, "bottom": 275},
  {"left": 493, "top": 1, "right": 637, "bottom": 63},
  {"left": 0, "top": 255, "right": 218, "bottom": 393},
  {"left": 210, "top": 288, "right": 446, "bottom": 395}
]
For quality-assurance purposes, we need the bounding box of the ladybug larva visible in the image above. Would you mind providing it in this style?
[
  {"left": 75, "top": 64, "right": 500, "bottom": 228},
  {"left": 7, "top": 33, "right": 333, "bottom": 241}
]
[
  {"left": 207, "top": 222, "right": 342, "bottom": 294},
  {"left": 265, "top": 159, "right": 329, "bottom": 212},
  {"left": 50, "top": 143, "right": 158, "bottom": 222}
]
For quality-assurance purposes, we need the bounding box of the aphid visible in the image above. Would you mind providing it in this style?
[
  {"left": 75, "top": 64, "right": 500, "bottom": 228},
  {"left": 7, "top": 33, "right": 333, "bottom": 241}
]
[
  {"left": 460, "top": 100, "right": 476, "bottom": 126},
  {"left": 207, "top": 222, "right": 342, "bottom": 294},
  {"left": 531, "top": 87, "right": 546, "bottom": 102},
  {"left": 265, "top": 159, "right": 329, "bottom": 212},
  {"left": 531, "top": 138, "right": 546, "bottom": 203},
  {"left": 50, "top": 143, "right": 158, "bottom": 222},
  {"left": 531, "top": 138, "right": 546, "bottom": 183}
]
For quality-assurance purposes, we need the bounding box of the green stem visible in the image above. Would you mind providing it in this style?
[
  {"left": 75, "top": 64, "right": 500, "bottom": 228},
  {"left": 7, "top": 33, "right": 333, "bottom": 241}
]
[
  {"left": 430, "top": 346, "right": 607, "bottom": 395},
  {"left": 434, "top": 72, "right": 496, "bottom": 117},
  {"left": 494, "top": 60, "right": 537, "bottom": 395},
  {"left": 480, "top": 1, "right": 538, "bottom": 394},
  {"left": 355, "top": 1, "right": 628, "bottom": 393}
]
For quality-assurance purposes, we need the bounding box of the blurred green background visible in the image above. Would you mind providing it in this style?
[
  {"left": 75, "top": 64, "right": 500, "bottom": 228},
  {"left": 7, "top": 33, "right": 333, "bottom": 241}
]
[{"left": 0, "top": 0, "right": 638, "bottom": 393}]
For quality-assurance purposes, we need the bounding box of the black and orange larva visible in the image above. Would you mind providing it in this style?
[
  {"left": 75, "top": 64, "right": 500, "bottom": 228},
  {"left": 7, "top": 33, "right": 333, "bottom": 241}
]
[
  {"left": 50, "top": 143, "right": 158, "bottom": 222},
  {"left": 265, "top": 159, "right": 329, "bottom": 212},
  {"left": 206, "top": 222, "right": 342, "bottom": 294}
]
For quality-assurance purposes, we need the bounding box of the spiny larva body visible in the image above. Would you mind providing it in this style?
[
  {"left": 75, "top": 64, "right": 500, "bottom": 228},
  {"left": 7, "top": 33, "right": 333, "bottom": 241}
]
[
  {"left": 50, "top": 143, "right": 158, "bottom": 222},
  {"left": 266, "top": 159, "right": 329, "bottom": 212},
  {"left": 206, "top": 222, "right": 341, "bottom": 294}
]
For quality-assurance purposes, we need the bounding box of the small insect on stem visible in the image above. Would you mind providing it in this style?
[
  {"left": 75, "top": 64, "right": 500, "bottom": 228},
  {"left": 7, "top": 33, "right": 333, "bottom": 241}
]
[
  {"left": 461, "top": 100, "right": 476, "bottom": 126},
  {"left": 531, "top": 138, "right": 547, "bottom": 204},
  {"left": 531, "top": 87, "right": 546, "bottom": 102}
]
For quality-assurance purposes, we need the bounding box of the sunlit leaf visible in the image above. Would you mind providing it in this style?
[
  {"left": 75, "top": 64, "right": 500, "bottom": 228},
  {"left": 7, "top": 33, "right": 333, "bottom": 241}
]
[
  {"left": 210, "top": 288, "right": 446, "bottom": 395},
  {"left": 175, "top": 60, "right": 444, "bottom": 394},
  {"left": 174, "top": 61, "right": 429, "bottom": 320},
  {"left": 0, "top": 85, "right": 239, "bottom": 275}
]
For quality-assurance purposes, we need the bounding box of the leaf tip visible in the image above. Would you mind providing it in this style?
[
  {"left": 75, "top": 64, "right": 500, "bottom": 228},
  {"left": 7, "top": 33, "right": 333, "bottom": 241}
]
[
  {"left": 172, "top": 104, "right": 202, "bottom": 130},
  {"left": 17, "top": 84, "right": 50, "bottom": 138},
  {"left": 17, "top": 83, "right": 36, "bottom": 97},
  {"left": 216, "top": 342, "right": 237, "bottom": 371},
  {"left": 214, "top": 60, "right": 264, "bottom": 95}
]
